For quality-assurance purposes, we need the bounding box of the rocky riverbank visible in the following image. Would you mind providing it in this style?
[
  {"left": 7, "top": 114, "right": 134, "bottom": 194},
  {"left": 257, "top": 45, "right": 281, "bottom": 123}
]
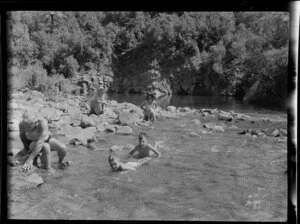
[{"left": 7, "top": 90, "right": 288, "bottom": 220}]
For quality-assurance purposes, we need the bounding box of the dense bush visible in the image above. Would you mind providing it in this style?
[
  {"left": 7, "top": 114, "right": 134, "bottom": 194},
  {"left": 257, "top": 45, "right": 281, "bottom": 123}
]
[{"left": 7, "top": 11, "right": 289, "bottom": 106}]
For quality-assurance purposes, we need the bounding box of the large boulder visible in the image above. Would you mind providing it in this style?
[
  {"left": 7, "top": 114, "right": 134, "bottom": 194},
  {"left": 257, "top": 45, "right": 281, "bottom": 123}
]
[
  {"left": 65, "top": 126, "right": 97, "bottom": 146},
  {"left": 81, "top": 115, "right": 96, "bottom": 128},
  {"left": 118, "top": 111, "right": 141, "bottom": 125},
  {"left": 39, "top": 107, "right": 60, "bottom": 122}
]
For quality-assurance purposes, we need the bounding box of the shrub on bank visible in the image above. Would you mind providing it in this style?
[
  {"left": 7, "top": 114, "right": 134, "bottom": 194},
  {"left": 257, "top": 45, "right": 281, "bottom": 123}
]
[{"left": 9, "top": 64, "right": 76, "bottom": 101}]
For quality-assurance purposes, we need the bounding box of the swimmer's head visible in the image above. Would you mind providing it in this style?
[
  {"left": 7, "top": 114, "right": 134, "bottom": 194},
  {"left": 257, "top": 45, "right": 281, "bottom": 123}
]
[
  {"left": 138, "top": 132, "right": 148, "bottom": 148},
  {"left": 108, "top": 154, "right": 120, "bottom": 171}
]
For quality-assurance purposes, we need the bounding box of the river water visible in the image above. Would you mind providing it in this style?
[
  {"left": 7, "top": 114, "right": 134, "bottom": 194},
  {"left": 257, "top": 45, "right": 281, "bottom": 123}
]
[
  {"left": 8, "top": 94, "right": 287, "bottom": 221},
  {"left": 106, "top": 94, "right": 287, "bottom": 114}
]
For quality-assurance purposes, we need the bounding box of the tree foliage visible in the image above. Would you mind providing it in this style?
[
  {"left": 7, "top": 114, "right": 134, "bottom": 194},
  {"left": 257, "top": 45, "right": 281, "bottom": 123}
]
[{"left": 7, "top": 11, "right": 288, "bottom": 105}]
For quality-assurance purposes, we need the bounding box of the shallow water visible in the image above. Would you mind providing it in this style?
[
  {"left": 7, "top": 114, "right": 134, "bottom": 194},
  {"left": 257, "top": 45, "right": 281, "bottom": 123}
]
[{"left": 8, "top": 114, "right": 287, "bottom": 221}]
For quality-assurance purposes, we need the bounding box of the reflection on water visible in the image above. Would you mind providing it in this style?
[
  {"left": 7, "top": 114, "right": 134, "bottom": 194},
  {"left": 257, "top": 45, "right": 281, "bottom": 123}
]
[{"left": 106, "top": 93, "right": 286, "bottom": 114}]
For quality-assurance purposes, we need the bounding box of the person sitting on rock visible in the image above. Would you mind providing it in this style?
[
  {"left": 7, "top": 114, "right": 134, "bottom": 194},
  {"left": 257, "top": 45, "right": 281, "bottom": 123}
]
[
  {"left": 140, "top": 93, "right": 158, "bottom": 122},
  {"left": 128, "top": 132, "right": 161, "bottom": 159},
  {"left": 108, "top": 150, "right": 152, "bottom": 172},
  {"left": 18, "top": 112, "right": 69, "bottom": 172},
  {"left": 89, "top": 88, "right": 107, "bottom": 116}
]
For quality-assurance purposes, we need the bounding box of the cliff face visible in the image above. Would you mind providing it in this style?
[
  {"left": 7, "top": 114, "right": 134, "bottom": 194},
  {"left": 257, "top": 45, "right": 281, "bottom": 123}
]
[{"left": 110, "top": 42, "right": 206, "bottom": 97}]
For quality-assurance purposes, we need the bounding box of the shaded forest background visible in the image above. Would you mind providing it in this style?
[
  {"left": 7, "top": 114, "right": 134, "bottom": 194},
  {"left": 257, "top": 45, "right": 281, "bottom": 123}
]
[{"left": 7, "top": 11, "right": 289, "bottom": 106}]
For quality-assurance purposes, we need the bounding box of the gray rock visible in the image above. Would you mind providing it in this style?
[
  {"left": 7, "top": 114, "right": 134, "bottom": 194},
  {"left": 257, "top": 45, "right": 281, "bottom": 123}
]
[
  {"left": 110, "top": 145, "right": 124, "bottom": 152},
  {"left": 203, "top": 123, "right": 215, "bottom": 129},
  {"left": 279, "top": 128, "right": 287, "bottom": 136},
  {"left": 118, "top": 111, "right": 140, "bottom": 125},
  {"left": 58, "top": 114, "right": 72, "bottom": 125},
  {"left": 9, "top": 102, "right": 19, "bottom": 110},
  {"left": 270, "top": 129, "right": 280, "bottom": 137},
  {"left": 192, "top": 119, "right": 201, "bottom": 125},
  {"left": 116, "top": 126, "right": 133, "bottom": 135},
  {"left": 48, "top": 121, "right": 60, "bottom": 129},
  {"left": 8, "top": 148, "right": 22, "bottom": 157},
  {"left": 235, "top": 113, "right": 251, "bottom": 121},
  {"left": 8, "top": 122, "right": 19, "bottom": 132},
  {"left": 9, "top": 170, "right": 44, "bottom": 190},
  {"left": 25, "top": 173, "right": 44, "bottom": 186},
  {"left": 81, "top": 115, "right": 96, "bottom": 128},
  {"left": 70, "top": 112, "right": 82, "bottom": 126},
  {"left": 8, "top": 130, "right": 20, "bottom": 140},
  {"left": 105, "top": 125, "right": 118, "bottom": 132},
  {"left": 96, "top": 123, "right": 106, "bottom": 132},
  {"left": 167, "top": 106, "right": 176, "bottom": 112},
  {"left": 39, "top": 107, "right": 60, "bottom": 121},
  {"left": 211, "top": 146, "right": 219, "bottom": 153},
  {"left": 179, "top": 107, "right": 192, "bottom": 113},
  {"left": 245, "top": 133, "right": 252, "bottom": 137},
  {"left": 228, "top": 125, "right": 239, "bottom": 130},
  {"left": 218, "top": 112, "right": 233, "bottom": 121},
  {"left": 200, "top": 109, "right": 213, "bottom": 114},
  {"left": 257, "top": 131, "right": 265, "bottom": 136},
  {"left": 29, "top": 90, "right": 44, "bottom": 100},
  {"left": 213, "top": 125, "right": 225, "bottom": 132},
  {"left": 63, "top": 125, "right": 88, "bottom": 144}
]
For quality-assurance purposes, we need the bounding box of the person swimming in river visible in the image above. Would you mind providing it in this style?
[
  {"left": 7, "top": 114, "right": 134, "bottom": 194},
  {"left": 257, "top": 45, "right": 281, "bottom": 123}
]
[
  {"left": 140, "top": 93, "right": 158, "bottom": 122},
  {"left": 108, "top": 151, "right": 152, "bottom": 172},
  {"left": 15, "top": 112, "right": 70, "bottom": 172},
  {"left": 128, "top": 132, "right": 161, "bottom": 159}
]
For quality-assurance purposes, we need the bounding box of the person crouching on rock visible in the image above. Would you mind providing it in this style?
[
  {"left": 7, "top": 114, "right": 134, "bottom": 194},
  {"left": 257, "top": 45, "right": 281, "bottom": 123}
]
[
  {"left": 128, "top": 132, "right": 161, "bottom": 159},
  {"left": 89, "top": 88, "right": 107, "bottom": 116},
  {"left": 19, "top": 112, "right": 69, "bottom": 172},
  {"left": 140, "top": 93, "right": 158, "bottom": 122}
]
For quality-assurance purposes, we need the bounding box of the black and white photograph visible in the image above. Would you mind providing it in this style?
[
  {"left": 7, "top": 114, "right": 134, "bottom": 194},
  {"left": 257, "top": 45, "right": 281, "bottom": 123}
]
[{"left": 1, "top": 1, "right": 297, "bottom": 222}]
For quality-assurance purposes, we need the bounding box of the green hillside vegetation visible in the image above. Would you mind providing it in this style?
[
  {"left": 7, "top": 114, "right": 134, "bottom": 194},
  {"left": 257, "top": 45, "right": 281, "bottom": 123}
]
[{"left": 7, "top": 11, "right": 289, "bottom": 105}]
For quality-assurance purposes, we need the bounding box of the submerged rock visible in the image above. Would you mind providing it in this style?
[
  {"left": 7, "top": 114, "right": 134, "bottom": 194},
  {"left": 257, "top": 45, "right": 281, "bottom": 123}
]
[
  {"left": 25, "top": 173, "right": 44, "bottom": 186},
  {"left": 189, "top": 132, "right": 201, "bottom": 138},
  {"left": 10, "top": 171, "right": 43, "bottom": 190},
  {"left": 192, "top": 119, "right": 201, "bottom": 125}
]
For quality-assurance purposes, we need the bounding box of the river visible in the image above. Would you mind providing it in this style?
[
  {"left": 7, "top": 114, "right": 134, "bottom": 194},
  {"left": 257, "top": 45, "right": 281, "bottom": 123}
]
[
  {"left": 8, "top": 94, "right": 288, "bottom": 221},
  {"left": 106, "top": 93, "right": 287, "bottom": 114}
]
